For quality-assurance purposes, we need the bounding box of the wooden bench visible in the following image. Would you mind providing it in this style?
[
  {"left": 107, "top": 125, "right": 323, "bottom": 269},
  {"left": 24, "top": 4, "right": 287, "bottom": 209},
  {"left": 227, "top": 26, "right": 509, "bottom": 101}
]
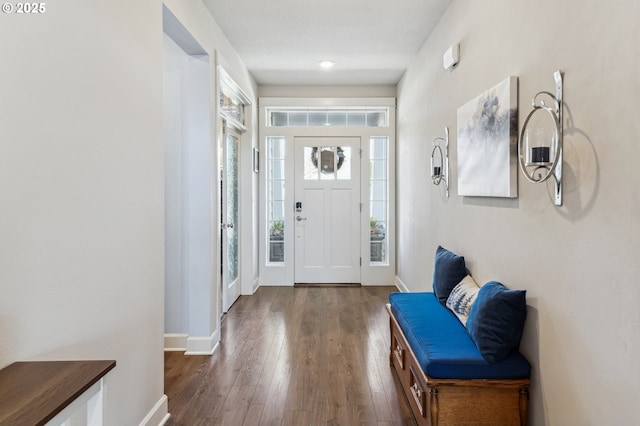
[{"left": 388, "top": 304, "right": 529, "bottom": 426}]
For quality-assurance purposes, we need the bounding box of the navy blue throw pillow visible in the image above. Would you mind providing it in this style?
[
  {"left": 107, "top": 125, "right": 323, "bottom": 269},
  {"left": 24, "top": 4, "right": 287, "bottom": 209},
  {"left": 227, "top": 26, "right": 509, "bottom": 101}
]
[
  {"left": 432, "top": 246, "right": 467, "bottom": 305},
  {"left": 466, "top": 281, "right": 527, "bottom": 364}
]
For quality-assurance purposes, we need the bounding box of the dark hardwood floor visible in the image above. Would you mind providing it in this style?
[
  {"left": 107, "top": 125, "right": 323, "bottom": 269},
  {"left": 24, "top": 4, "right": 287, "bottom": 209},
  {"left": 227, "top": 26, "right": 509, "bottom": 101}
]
[{"left": 164, "top": 285, "right": 416, "bottom": 425}]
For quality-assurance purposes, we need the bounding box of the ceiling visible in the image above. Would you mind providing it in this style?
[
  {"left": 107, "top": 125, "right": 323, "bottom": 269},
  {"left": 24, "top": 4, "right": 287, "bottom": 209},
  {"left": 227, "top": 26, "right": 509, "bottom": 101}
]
[{"left": 202, "top": 0, "right": 453, "bottom": 86}]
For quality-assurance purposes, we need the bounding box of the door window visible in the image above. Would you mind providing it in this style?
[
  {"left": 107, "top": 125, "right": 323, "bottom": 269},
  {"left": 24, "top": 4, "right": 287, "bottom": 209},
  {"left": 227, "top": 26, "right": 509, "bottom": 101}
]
[
  {"left": 225, "top": 131, "right": 239, "bottom": 282},
  {"left": 303, "top": 146, "right": 352, "bottom": 180}
]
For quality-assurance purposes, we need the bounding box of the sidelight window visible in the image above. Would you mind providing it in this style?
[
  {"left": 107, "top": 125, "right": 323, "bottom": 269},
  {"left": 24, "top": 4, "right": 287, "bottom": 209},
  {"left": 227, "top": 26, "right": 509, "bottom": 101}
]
[
  {"left": 370, "top": 137, "right": 388, "bottom": 264},
  {"left": 267, "top": 137, "right": 285, "bottom": 263}
]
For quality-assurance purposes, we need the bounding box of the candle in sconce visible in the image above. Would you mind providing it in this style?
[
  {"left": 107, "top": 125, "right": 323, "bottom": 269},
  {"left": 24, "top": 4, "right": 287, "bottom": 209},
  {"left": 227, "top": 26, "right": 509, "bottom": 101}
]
[
  {"left": 431, "top": 154, "right": 442, "bottom": 177},
  {"left": 530, "top": 146, "right": 550, "bottom": 164},
  {"left": 525, "top": 128, "right": 554, "bottom": 165}
]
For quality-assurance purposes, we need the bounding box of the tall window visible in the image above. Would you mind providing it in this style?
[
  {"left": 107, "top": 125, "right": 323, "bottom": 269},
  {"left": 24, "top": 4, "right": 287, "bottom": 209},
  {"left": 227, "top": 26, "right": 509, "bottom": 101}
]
[
  {"left": 267, "top": 137, "right": 285, "bottom": 263},
  {"left": 370, "top": 137, "right": 388, "bottom": 264}
]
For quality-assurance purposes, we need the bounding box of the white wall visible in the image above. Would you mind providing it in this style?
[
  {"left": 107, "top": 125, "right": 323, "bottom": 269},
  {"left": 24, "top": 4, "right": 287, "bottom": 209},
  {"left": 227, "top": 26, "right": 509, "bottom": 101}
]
[
  {"left": 0, "top": 0, "right": 165, "bottom": 424},
  {"left": 0, "top": 0, "right": 257, "bottom": 423},
  {"left": 396, "top": 1, "right": 640, "bottom": 425}
]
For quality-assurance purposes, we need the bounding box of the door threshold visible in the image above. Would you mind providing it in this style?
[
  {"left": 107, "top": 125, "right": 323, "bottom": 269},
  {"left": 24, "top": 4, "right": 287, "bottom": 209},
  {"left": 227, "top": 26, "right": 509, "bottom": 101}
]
[{"left": 294, "top": 283, "right": 361, "bottom": 288}]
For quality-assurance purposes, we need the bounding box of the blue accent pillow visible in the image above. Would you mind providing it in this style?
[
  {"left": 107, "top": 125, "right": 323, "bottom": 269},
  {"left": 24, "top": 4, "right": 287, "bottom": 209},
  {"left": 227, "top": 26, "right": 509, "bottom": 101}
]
[
  {"left": 466, "top": 281, "right": 527, "bottom": 364},
  {"left": 432, "top": 246, "right": 467, "bottom": 305}
]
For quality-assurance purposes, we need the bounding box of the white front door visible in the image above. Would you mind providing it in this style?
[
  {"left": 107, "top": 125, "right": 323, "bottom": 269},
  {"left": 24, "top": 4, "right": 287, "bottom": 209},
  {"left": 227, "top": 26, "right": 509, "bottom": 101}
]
[
  {"left": 221, "top": 123, "right": 240, "bottom": 312},
  {"left": 294, "top": 137, "right": 361, "bottom": 284}
]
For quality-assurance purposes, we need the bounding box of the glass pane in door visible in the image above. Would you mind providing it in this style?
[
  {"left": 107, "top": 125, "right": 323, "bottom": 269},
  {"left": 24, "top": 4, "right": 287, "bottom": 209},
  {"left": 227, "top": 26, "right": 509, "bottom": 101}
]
[
  {"left": 304, "top": 146, "right": 318, "bottom": 180},
  {"left": 319, "top": 147, "right": 336, "bottom": 180},
  {"left": 336, "top": 147, "right": 351, "bottom": 180},
  {"left": 226, "top": 133, "right": 239, "bottom": 281}
]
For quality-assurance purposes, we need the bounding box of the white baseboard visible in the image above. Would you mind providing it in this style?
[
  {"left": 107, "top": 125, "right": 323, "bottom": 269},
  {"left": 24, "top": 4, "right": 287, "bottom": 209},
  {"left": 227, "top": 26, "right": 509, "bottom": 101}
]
[
  {"left": 395, "top": 276, "right": 409, "bottom": 293},
  {"left": 185, "top": 330, "right": 220, "bottom": 355},
  {"left": 165, "top": 331, "right": 220, "bottom": 355},
  {"left": 258, "top": 281, "right": 292, "bottom": 287},
  {"left": 138, "top": 394, "right": 170, "bottom": 426},
  {"left": 362, "top": 281, "right": 397, "bottom": 286},
  {"left": 163, "top": 333, "right": 188, "bottom": 352}
]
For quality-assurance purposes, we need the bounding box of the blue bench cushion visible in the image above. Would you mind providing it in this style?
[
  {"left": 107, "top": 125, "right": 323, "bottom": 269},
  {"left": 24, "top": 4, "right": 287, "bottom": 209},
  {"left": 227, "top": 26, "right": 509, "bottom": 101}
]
[{"left": 389, "top": 292, "right": 531, "bottom": 380}]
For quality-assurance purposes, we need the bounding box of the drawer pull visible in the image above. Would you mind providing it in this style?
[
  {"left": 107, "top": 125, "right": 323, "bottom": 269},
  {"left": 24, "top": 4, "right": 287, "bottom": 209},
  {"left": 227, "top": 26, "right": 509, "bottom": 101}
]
[
  {"left": 409, "top": 366, "right": 427, "bottom": 417},
  {"left": 393, "top": 340, "right": 405, "bottom": 369},
  {"left": 412, "top": 383, "right": 422, "bottom": 398}
]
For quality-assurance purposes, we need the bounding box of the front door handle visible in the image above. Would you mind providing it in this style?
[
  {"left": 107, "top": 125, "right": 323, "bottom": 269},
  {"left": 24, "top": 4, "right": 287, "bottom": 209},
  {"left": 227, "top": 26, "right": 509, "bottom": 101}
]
[{"left": 296, "top": 216, "right": 307, "bottom": 221}]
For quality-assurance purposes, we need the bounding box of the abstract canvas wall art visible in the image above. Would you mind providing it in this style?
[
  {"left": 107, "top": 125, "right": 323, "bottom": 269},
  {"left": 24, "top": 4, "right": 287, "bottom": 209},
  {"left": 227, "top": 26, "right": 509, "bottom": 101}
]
[{"left": 457, "top": 76, "right": 518, "bottom": 198}]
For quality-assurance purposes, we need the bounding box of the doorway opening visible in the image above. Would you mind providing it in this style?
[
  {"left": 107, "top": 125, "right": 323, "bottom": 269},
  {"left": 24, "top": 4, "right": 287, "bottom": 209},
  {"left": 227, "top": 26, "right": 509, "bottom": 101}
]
[
  {"left": 163, "top": 6, "right": 218, "bottom": 354},
  {"left": 259, "top": 99, "right": 397, "bottom": 287}
]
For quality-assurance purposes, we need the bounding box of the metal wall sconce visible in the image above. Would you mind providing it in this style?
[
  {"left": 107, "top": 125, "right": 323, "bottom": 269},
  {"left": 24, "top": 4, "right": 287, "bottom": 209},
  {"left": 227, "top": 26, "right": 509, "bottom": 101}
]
[
  {"left": 431, "top": 127, "right": 449, "bottom": 198},
  {"left": 518, "top": 70, "right": 564, "bottom": 206}
]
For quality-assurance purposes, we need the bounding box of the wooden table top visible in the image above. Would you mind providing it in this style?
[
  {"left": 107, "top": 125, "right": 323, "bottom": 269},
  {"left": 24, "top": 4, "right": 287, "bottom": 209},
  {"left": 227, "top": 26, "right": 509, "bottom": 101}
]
[{"left": 0, "top": 360, "right": 116, "bottom": 426}]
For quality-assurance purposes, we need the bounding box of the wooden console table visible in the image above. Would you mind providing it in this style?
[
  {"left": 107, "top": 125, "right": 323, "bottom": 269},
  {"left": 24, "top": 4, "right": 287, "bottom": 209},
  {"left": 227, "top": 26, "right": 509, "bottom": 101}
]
[{"left": 0, "top": 360, "right": 116, "bottom": 426}]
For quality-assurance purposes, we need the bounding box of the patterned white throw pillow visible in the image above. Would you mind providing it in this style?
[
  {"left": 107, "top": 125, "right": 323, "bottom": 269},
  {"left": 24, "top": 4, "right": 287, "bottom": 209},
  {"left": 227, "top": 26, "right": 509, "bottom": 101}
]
[{"left": 446, "top": 275, "right": 480, "bottom": 326}]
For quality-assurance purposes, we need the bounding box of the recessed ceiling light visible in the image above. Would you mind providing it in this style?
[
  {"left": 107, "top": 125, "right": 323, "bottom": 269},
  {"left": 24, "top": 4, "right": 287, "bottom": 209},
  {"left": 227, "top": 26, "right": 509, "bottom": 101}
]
[{"left": 318, "top": 60, "right": 335, "bottom": 69}]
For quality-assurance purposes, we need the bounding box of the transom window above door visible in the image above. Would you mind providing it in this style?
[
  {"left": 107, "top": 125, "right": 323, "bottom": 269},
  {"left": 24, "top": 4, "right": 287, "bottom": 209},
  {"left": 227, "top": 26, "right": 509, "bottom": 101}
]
[{"left": 266, "top": 107, "right": 389, "bottom": 128}]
